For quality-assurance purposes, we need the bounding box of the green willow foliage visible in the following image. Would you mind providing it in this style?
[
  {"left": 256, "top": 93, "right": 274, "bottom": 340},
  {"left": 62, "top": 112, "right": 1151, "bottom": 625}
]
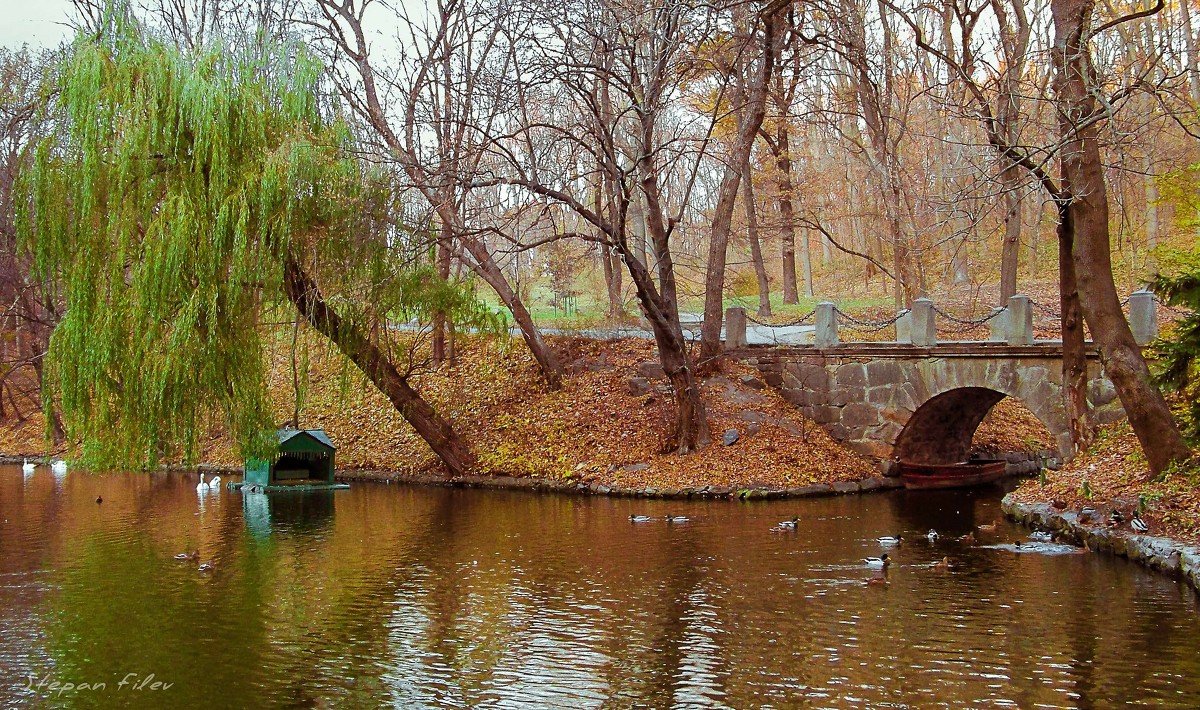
[
  {"left": 1152, "top": 249, "right": 1200, "bottom": 443},
  {"left": 19, "top": 14, "right": 498, "bottom": 468}
]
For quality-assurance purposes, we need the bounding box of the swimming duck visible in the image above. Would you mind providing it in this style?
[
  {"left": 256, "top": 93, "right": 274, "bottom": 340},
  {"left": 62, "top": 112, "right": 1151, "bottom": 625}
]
[
  {"left": 957, "top": 532, "right": 976, "bottom": 544},
  {"left": 197, "top": 562, "right": 214, "bottom": 573},
  {"left": 775, "top": 516, "right": 800, "bottom": 529},
  {"left": 95, "top": 496, "right": 103, "bottom": 505},
  {"left": 1131, "top": 514, "right": 1149, "bottom": 534},
  {"left": 22, "top": 459, "right": 35, "bottom": 473},
  {"left": 864, "top": 553, "right": 890, "bottom": 569},
  {"left": 629, "top": 515, "right": 653, "bottom": 523},
  {"left": 976, "top": 519, "right": 999, "bottom": 533},
  {"left": 927, "top": 529, "right": 939, "bottom": 543},
  {"left": 877, "top": 535, "right": 902, "bottom": 546},
  {"left": 174, "top": 550, "right": 199, "bottom": 561},
  {"left": 1029, "top": 530, "right": 1053, "bottom": 542},
  {"left": 50, "top": 460, "right": 67, "bottom": 474},
  {"left": 664, "top": 515, "right": 689, "bottom": 523},
  {"left": 932, "top": 556, "right": 957, "bottom": 571}
]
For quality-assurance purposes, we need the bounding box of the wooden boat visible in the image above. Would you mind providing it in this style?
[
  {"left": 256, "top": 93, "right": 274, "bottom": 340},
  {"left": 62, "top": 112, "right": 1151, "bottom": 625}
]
[{"left": 898, "top": 459, "right": 1008, "bottom": 490}]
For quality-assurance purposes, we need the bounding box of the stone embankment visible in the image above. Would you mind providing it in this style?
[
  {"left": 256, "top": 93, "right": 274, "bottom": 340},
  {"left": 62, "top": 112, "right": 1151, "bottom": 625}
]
[{"left": 1003, "top": 496, "right": 1200, "bottom": 592}]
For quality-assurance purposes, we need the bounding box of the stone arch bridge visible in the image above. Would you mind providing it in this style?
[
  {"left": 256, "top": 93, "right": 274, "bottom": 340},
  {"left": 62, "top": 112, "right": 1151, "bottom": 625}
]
[{"left": 727, "top": 342, "right": 1124, "bottom": 471}]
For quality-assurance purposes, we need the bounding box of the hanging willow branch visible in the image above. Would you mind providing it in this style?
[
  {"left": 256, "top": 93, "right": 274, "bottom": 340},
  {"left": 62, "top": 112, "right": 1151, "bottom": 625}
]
[{"left": 17, "top": 8, "right": 498, "bottom": 471}]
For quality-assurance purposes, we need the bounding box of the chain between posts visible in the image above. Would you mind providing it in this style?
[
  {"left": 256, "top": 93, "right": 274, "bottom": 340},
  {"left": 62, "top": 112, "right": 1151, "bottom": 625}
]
[
  {"left": 931, "top": 305, "right": 1005, "bottom": 330},
  {"left": 831, "top": 307, "right": 905, "bottom": 333},
  {"left": 745, "top": 309, "right": 816, "bottom": 327},
  {"left": 1153, "top": 294, "right": 1192, "bottom": 316},
  {"left": 1027, "top": 299, "right": 1062, "bottom": 319}
]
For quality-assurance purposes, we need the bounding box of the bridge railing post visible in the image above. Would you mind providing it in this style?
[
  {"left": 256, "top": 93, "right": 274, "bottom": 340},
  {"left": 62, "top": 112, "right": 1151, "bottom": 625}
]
[
  {"left": 895, "top": 309, "right": 912, "bottom": 343},
  {"left": 911, "top": 298, "right": 936, "bottom": 346},
  {"left": 1006, "top": 295, "right": 1034, "bottom": 345},
  {"left": 1129, "top": 289, "right": 1157, "bottom": 345},
  {"left": 988, "top": 307, "right": 1009, "bottom": 342},
  {"left": 815, "top": 302, "right": 838, "bottom": 348},
  {"left": 724, "top": 307, "right": 748, "bottom": 349}
]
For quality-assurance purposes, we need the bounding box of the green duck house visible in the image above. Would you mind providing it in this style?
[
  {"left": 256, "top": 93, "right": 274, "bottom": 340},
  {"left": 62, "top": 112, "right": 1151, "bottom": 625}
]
[{"left": 239, "top": 429, "right": 348, "bottom": 491}]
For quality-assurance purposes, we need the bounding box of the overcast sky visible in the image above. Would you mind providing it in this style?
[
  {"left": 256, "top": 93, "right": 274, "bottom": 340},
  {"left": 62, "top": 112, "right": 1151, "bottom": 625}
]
[{"left": 1, "top": 0, "right": 77, "bottom": 50}]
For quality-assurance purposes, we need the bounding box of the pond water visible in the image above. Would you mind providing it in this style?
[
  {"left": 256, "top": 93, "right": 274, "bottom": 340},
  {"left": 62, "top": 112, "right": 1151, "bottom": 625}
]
[{"left": 2, "top": 464, "right": 1199, "bottom": 708}]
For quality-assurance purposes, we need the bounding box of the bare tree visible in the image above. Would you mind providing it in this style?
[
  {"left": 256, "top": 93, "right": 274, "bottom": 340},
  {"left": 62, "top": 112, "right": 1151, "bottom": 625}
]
[{"left": 307, "top": 0, "right": 565, "bottom": 389}]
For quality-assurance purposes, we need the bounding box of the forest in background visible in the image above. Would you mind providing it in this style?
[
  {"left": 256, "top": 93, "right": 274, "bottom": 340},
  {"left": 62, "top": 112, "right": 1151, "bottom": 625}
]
[{"left": 0, "top": 0, "right": 1198, "bottom": 476}]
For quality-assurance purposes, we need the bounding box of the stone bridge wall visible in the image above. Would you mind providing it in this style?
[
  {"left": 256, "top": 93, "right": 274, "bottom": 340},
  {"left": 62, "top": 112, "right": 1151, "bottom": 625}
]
[{"left": 728, "top": 343, "right": 1124, "bottom": 471}]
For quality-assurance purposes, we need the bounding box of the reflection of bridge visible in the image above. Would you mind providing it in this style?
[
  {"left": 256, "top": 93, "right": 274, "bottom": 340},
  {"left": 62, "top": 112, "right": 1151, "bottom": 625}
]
[{"left": 723, "top": 294, "right": 1157, "bottom": 472}]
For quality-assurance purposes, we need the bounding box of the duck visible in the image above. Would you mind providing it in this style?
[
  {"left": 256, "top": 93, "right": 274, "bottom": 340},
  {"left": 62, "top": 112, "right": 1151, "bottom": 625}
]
[
  {"left": 50, "top": 460, "right": 67, "bottom": 474},
  {"left": 629, "top": 515, "right": 653, "bottom": 523},
  {"left": 864, "top": 553, "right": 890, "bottom": 569},
  {"left": 1131, "top": 514, "right": 1149, "bottom": 534},
  {"left": 932, "top": 556, "right": 957, "bottom": 571},
  {"left": 1109, "top": 510, "right": 1125, "bottom": 526},
  {"left": 174, "top": 550, "right": 200, "bottom": 561},
  {"left": 1029, "top": 530, "right": 1054, "bottom": 542},
  {"left": 775, "top": 516, "right": 800, "bottom": 530},
  {"left": 196, "top": 474, "right": 209, "bottom": 491},
  {"left": 957, "top": 532, "right": 976, "bottom": 545},
  {"left": 977, "top": 519, "right": 999, "bottom": 533},
  {"left": 664, "top": 514, "right": 689, "bottom": 523},
  {"left": 197, "top": 562, "right": 214, "bottom": 573},
  {"left": 927, "top": 529, "right": 939, "bottom": 543},
  {"left": 22, "top": 458, "right": 35, "bottom": 473},
  {"left": 95, "top": 496, "right": 103, "bottom": 505},
  {"left": 1079, "top": 505, "right": 1097, "bottom": 521},
  {"left": 877, "top": 535, "right": 902, "bottom": 547}
]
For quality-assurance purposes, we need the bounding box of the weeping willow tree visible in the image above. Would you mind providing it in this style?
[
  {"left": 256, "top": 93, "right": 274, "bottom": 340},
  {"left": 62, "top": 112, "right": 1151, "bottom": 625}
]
[{"left": 18, "top": 10, "right": 496, "bottom": 473}]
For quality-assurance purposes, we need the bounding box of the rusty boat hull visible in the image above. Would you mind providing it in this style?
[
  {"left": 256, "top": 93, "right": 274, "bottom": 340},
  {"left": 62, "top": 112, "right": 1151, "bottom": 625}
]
[{"left": 898, "top": 460, "right": 1008, "bottom": 490}]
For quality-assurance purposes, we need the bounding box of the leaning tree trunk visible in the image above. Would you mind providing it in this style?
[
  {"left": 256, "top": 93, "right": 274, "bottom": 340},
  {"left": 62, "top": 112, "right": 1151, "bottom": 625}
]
[
  {"left": 698, "top": 10, "right": 781, "bottom": 368},
  {"left": 282, "top": 254, "right": 476, "bottom": 476},
  {"left": 1051, "top": 0, "right": 1190, "bottom": 475}
]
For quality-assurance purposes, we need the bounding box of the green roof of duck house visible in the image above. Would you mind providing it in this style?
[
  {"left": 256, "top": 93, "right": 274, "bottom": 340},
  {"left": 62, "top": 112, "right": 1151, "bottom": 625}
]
[{"left": 245, "top": 429, "right": 336, "bottom": 487}]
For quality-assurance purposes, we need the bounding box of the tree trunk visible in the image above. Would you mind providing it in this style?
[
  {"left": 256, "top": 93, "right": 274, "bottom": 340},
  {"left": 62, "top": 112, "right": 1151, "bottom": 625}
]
[
  {"left": 1057, "top": 205, "right": 1093, "bottom": 451},
  {"left": 431, "top": 221, "right": 454, "bottom": 366},
  {"left": 699, "top": 9, "right": 781, "bottom": 368},
  {"left": 282, "top": 254, "right": 476, "bottom": 476},
  {"left": 999, "top": 172, "right": 1023, "bottom": 303},
  {"left": 639, "top": 153, "right": 712, "bottom": 453},
  {"left": 1051, "top": 0, "right": 1190, "bottom": 475},
  {"left": 743, "top": 160, "right": 772, "bottom": 317},
  {"left": 772, "top": 126, "right": 800, "bottom": 304}
]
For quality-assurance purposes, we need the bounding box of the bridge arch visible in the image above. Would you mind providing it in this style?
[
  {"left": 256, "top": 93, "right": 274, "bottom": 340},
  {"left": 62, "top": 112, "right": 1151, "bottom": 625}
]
[
  {"left": 736, "top": 345, "right": 1125, "bottom": 471},
  {"left": 892, "top": 388, "right": 1047, "bottom": 465}
]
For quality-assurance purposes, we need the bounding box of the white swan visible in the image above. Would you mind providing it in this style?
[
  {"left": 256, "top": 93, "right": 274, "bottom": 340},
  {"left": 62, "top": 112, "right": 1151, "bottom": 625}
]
[
  {"left": 22, "top": 458, "right": 35, "bottom": 473},
  {"left": 50, "top": 460, "right": 67, "bottom": 474},
  {"left": 208, "top": 474, "right": 221, "bottom": 488},
  {"left": 197, "top": 473, "right": 209, "bottom": 491}
]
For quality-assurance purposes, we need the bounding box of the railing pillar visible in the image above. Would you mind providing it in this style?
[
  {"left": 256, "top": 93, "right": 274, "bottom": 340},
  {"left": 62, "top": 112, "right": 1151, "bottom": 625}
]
[
  {"left": 911, "top": 298, "right": 936, "bottom": 347},
  {"left": 1006, "top": 295, "right": 1034, "bottom": 345},
  {"left": 724, "top": 307, "right": 748, "bottom": 349},
  {"left": 1129, "top": 289, "right": 1157, "bottom": 345},
  {"left": 895, "top": 309, "right": 912, "bottom": 343},
  {"left": 815, "top": 302, "right": 839, "bottom": 348},
  {"left": 988, "top": 307, "right": 1009, "bottom": 342}
]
